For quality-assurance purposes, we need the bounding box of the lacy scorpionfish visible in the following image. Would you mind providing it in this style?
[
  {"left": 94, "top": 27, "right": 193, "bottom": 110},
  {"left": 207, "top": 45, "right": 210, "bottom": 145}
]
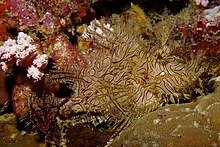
[{"left": 46, "top": 9, "right": 205, "bottom": 140}]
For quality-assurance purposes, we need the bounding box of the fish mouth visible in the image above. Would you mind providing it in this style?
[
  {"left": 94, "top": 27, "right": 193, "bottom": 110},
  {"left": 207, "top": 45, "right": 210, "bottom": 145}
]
[{"left": 59, "top": 111, "right": 116, "bottom": 131}]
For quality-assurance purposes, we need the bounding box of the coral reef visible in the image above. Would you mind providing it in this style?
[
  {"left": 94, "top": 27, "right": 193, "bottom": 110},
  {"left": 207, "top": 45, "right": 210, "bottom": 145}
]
[
  {"left": 9, "top": 0, "right": 93, "bottom": 32},
  {"left": 0, "top": 0, "right": 219, "bottom": 146}
]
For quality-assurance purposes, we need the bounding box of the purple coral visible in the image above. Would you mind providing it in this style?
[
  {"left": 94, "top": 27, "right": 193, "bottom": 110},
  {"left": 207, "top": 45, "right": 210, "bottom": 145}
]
[
  {"left": 39, "top": 12, "right": 60, "bottom": 34},
  {"left": 10, "top": 0, "right": 37, "bottom": 27}
]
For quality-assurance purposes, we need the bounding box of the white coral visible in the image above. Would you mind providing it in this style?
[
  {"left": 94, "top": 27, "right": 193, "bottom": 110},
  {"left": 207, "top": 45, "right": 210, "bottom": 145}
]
[
  {"left": 33, "top": 54, "right": 48, "bottom": 68},
  {"left": 0, "top": 32, "right": 36, "bottom": 63},
  {"left": 193, "top": 0, "right": 209, "bottom": 7},
  {"left": 27, "top": 65, "right": 44, "bottom": 82},
  {"left": 0, "top": 39, "right": 17, "bottom": 61},
  {"left": 0, "top": 62, "right": 8, "bottom": 71},
  {"left": 0, "top": 32, "right": 48, "bottom": 82}
]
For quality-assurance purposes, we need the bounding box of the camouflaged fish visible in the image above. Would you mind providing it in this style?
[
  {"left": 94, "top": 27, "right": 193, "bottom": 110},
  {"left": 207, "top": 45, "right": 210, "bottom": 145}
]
[{"left": 46, "top": 5, "right": 205, "bottom": 141}]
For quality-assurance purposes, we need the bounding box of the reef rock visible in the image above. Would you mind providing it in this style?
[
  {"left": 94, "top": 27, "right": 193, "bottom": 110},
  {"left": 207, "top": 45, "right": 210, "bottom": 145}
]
[{"left": 108, "top": 82, "right": 220, "bottom": 146}]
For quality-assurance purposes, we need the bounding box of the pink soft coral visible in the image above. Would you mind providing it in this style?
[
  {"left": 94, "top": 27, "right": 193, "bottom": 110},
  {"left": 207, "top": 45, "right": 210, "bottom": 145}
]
[{"left": 0, "top": 32, "right": 48, "bottom": 81}]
